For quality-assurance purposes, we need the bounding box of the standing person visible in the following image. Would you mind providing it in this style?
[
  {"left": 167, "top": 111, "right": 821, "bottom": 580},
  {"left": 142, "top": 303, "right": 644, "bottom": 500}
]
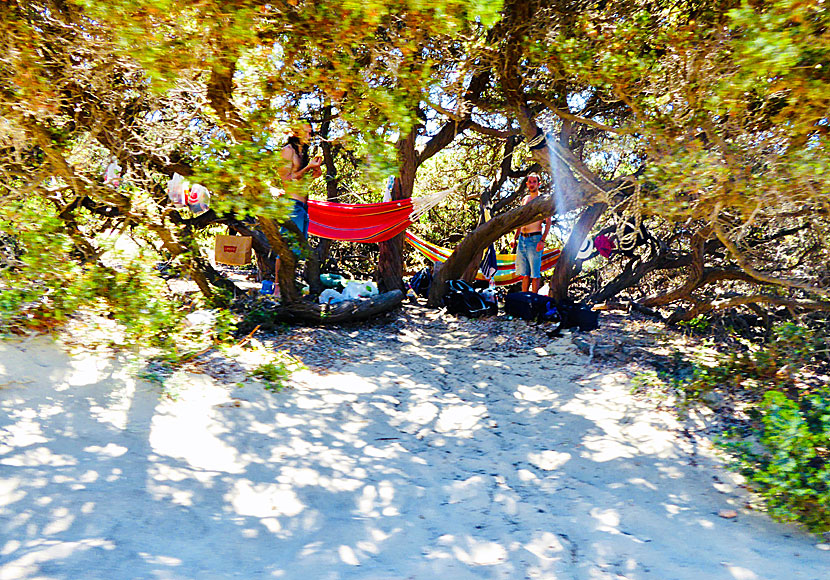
[
  {"left": 511, "top": 173, "right": 551, "bottom": 293},
  {"left": 274, "top": 121, "right": 323, "bottom": 299},
  {"left": 279, "top": 121, "right": 323, "bottom": 239}
]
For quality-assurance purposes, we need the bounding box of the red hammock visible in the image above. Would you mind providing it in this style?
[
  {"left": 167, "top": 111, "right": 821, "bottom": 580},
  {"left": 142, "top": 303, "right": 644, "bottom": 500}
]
[{"left": 307, "top": 199, "right": 414, "bottom": 243}]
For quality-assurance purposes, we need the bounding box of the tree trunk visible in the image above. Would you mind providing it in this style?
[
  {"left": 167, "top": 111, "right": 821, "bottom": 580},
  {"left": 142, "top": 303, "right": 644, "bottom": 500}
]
[
  {"left": 258, "top": 215, "right": 302, "bottom": 304},
  {"left": 306, "top": 106, "right": 340, "bottom": 293},
  {"left": 549, "top": 203, "right": 607, "bottom": 302},
  {"left": 378, "top": 124, "right": 418, "bottom": 293},
  {"left": 642, "top": 229, "right": 708, "bottom": 308},
  {"left": 243, "top": 290, "right": 405, "bottom": 328},
  {"left": 230, "top": 223, "right": 274, "bottom": 282},
  {"left": 462, "top": 249, "right": 484, "bottom": 283}
]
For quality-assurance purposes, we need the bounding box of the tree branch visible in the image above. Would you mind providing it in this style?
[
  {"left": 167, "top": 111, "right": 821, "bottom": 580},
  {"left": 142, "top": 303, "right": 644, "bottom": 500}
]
[
  {"left": 528, "top": 92, "right": 623, "bottom": 135},
  {"left": 713, "top": 217, "right": 829, "bottom": 298}
]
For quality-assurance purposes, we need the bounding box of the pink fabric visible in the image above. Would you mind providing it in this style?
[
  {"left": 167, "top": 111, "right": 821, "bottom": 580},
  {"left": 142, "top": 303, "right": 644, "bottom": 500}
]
[{"left": 594, "top": 234, "right": 615, "bottom": 258}]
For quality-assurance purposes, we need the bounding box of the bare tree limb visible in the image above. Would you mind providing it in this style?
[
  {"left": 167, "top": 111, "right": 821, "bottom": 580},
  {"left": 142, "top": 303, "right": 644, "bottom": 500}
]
[
  {"left": 528, "top": 92, "right": 623, "bottom": 135},
  {"left": 713, "top": 216, "right": 829, "bottom": 298}
]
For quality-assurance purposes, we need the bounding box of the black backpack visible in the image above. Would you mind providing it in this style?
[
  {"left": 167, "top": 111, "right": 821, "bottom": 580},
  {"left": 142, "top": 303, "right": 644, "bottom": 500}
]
[
  {"left": 556, "top": 299, "right": 600, "bottom": 332},
  {"left": 409, "top": 267, "right": 432, "bottom": 298},
  {"left": 443, "top": 279, "right": 490, "bottom": 318},
  {"left": 504, "top": 292, "right": 560, "bottom": 323}
]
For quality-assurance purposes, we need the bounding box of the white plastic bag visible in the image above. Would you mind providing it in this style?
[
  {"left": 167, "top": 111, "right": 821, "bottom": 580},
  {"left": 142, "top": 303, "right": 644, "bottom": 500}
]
[
  {"left": 342, "top": 281, "right": 378, "bottom": 300},
  {"left": 168, "top": 173, "right": 188, "bottom": 208},
  {"left": 187, "top": 183, "right": 211, "bottom": 216},
  {"left": 104, "top": 160, "right": 121, "bottom": 187},
  {"left": 318, "top": 288, "right": 345, "bottom": 304},
  {"left": 184, "top": 309, "right": 216, "bottom": 329}
]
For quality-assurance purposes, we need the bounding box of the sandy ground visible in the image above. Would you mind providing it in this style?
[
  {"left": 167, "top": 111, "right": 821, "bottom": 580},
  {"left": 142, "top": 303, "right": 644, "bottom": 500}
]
[{"left": 1, "top": 316, "right": 828, "bottom": 580}]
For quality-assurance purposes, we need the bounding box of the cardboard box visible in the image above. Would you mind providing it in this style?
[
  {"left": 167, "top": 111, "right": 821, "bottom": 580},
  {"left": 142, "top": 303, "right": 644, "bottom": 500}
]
[{"left": 215, "top": 235, "right": 252, "bottom": 266}]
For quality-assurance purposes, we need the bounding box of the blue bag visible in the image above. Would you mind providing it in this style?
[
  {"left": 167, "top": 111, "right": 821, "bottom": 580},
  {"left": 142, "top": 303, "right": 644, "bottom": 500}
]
[
  {"left": 443, "top": 280, "right": 490, "bottom": 318},
  {"left": 409, "top": 267, "right": 432, "bottom": 298}
]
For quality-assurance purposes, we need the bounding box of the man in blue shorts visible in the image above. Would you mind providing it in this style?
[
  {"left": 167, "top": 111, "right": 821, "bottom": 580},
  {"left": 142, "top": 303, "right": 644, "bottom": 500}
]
[{"left": 511, "top": 173, "right": 551, "bottom": 293}]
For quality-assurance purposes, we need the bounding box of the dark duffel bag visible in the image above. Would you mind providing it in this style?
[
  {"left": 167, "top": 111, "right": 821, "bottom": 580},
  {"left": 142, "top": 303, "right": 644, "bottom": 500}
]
[
  {"left": 557, "top": 300, "right": 600, "bottom": 332},
  {"left": 443, "top": 279, "right": 490, "bottom": 318},
  {"left": 504, "top": 292, "right": 560, "bottom": 323}
]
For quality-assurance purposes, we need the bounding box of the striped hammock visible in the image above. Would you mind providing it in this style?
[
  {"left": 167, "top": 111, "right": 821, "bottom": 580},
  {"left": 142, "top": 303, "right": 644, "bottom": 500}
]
[
  {"left": 404, "top": 231, "right": 561, "bottom": 287},
  {"left": 307, "top": 190, "right": 450, "bottom": 243}
]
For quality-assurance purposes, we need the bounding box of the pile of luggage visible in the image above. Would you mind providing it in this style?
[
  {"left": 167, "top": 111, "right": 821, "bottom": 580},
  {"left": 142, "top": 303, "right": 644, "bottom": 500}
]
[{"left": 407, "top": 268, "right": 599, "bottom": 332}]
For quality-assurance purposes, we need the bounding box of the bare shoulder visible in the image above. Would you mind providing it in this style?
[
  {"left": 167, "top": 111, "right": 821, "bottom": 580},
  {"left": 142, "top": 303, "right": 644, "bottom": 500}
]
[{"left": 281, "top": 144, "right": 296, "bottom": 162}]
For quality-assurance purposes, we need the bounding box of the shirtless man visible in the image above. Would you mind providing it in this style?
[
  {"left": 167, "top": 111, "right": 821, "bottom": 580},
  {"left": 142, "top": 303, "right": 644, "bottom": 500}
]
[
  {"left": 273, "top": 121, "right": 323, "bottom": 298},
  {"left": 511, "top": 173, "right": 551, "bottom": 293}
]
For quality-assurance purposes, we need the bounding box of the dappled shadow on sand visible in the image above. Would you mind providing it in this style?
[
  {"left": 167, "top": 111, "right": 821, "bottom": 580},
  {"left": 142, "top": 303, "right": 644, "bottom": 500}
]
[{"left": 1, "top": 332, "right": 827, "bottom": 580}]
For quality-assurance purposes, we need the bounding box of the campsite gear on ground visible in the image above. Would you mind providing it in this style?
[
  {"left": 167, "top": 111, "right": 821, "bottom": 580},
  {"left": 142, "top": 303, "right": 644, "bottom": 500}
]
[
  {"left": 443, "top": 279, "right": 490, "bottom": 318},
  {"left": 478, "top": 286, "right": 499, "bottom": 315},
  {"left": 479, "top": 286, "right": 497, "bottom": 304},
  {"left": 341, "top": 280, "right": 378, "bottom": 300},
  {"left": 318, "top": 288, "right": 345, "bottom": 304},
  {"left": 260, "top": 280, "right": 274, "bottom": 295},
  {"left": 319, "top": 281, "right": 378, "bottom": 303},
  {"left": 215, "top": 235, "right": 253, "bottom": 266},
  {"left": 576, "top": 237, "right": 595, "bottom": 261},
  {"left": 406, "top": 231, "right": 561, "bottom": 287},
  {"left": 409, "top": 267, "right": 432, "bottom": 298},
  {"left": 556, "top": 299, "right": 600, "bottom": 332},
  {"left": 320, "top": 273, "right": 347, "bottom": 291},
  {"left": 406, "top": 287, "right": 418, "bottom": 303},
  {"left": 594, "top": 234, "right": 615, "bottom": 258},
  {"left": 504, "top": 292, "right": 560, "bottom": 323}
]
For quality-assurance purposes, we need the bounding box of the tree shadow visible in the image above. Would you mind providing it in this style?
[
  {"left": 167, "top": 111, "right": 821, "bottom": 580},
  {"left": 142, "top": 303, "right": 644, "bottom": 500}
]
[{"left": 1, "top": 331, "right": 827, "bottom": 580}]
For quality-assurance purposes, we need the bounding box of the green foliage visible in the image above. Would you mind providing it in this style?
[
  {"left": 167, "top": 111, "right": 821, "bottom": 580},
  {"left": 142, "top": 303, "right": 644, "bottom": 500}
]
[
  {"left": 248, "top": 353, "right": 305, "bottom": 393},
  {"left": 0, "top": 198, "right": 185, "bottom": 345},
  {"left": 719, "top": 389, "right": 830, "bottom": 533},
  {"left": 674, "top": 322, "right": 830, "bottom": 533},
  {"left": 688, "top": 322, "right": 825, "bottom": 402},
  {"left": 629, "top": 323, "right": 830, "bottom": 532},
  {"left": 676, "top": 314, "right": 711, "bottom": 334},
  {"left": 192, "top": 139, "right": 289, "bottom": 221},
  {"left": 0, "top": 201, "right": 84, "bottom": 331}
]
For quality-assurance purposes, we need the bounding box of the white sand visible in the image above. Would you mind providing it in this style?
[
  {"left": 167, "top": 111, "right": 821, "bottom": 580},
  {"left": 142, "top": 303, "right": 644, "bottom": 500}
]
[{"left": 1, "top": 333, "right": 827, "bottom": 580}]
